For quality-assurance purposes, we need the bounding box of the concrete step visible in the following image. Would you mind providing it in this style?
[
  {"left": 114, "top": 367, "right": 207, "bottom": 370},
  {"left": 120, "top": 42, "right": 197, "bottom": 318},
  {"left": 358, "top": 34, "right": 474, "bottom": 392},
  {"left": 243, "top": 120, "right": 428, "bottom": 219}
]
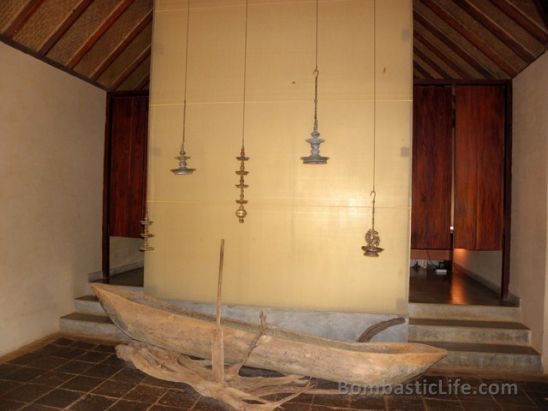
[
  {"left": 60, "top": 313, "right": 128, "bottom": 341},
  {"left": 409, "top": 318, "right": 530, "bottom": 346},
  {"left": 75, "top": 295, "right": 106, "bottom": 316},
  {"left": 415, "top": 340, "right": 542, "bottom": 374},
  {"left": 408, "top": 302, "right": 521, "bottom": 322}
]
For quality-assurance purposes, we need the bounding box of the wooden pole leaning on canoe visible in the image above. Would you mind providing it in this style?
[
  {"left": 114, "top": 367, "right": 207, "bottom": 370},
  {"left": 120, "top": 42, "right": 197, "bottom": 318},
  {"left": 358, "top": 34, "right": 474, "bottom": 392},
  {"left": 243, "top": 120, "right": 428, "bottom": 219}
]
[{"left": 211, "top": 239, "right": 225, "bottom": 383}]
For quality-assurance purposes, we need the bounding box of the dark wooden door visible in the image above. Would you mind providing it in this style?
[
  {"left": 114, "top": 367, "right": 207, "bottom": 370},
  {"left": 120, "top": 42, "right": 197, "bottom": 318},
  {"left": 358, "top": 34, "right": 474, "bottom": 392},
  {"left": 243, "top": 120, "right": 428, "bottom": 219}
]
[
  {"left": 411, "top": 86, "right": 453, "bottom": 250},
  {"left": 102, "top": 92, "right": 149, "bottom": 281},
  {"left": 454, "top": 86, "right": 504, "bottom": 250},
  {"left": 108, "top": 93, "right": 148, "bottom": 238}
]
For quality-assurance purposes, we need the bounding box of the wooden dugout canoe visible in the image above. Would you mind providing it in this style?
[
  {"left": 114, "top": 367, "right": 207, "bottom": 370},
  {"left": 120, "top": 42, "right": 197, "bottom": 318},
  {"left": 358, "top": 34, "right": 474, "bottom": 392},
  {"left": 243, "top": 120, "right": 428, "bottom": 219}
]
[{"left": 92, "top": 284, "right": 446, "bottom": 386}]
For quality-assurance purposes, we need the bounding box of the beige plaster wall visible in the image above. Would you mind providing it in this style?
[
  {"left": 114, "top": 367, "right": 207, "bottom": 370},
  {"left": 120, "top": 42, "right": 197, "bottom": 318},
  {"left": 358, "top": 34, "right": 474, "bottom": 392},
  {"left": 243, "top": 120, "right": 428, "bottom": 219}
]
[
  {"left": 145, "top": 0, "right": 412, "bottom": 313},
  {"left": 510, "top": 52, "right": 548, "bottom": 371},
  {"left": 453, "top": 249, "right": 502, "bottom": 291},
  {"left": 0, "top": 43, "right": 105, "bottom": 356},
  {"left": 110, "top": 237, "right": 144, "bottom": 272}
]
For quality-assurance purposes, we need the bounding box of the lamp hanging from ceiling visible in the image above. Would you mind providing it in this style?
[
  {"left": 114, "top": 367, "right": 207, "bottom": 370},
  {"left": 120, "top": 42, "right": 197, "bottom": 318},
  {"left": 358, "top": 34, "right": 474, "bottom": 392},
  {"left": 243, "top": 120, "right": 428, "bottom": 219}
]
[
  {"left": 235, "top": 0, "right": 250, "bottom": 223},
  {"left": 301, "top": 0, "right": 328, "bottom": 164},
  {"left": 362, "top": 0, "right": 383, "bottom": 257},
  {"left": 171, "top": 0, "right": 196, "bottom": 175}
]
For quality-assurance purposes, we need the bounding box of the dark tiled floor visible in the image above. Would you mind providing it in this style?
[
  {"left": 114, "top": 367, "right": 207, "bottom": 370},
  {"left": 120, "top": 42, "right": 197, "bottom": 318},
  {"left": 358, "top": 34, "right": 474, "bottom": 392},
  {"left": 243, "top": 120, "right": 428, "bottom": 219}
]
[
  {"left": 409, "top": 267, "right": 519, "bottom": 306},
  {"left": 0, "top": 337, "right": 546, "bottom": 410}
]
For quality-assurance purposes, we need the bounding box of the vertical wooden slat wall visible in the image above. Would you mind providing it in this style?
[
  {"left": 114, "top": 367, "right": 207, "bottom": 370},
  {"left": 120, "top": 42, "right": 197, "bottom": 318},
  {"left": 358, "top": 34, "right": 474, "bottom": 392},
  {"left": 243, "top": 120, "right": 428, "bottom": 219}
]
[
  {"left": 411, "top": 86, "right": 453, "bottom": 250},
  {"left": 454, "top": 86, "right": 505, "bottom": 250},
  {"left": 108, "top": 93, "right": 148, "bottom": 238}
]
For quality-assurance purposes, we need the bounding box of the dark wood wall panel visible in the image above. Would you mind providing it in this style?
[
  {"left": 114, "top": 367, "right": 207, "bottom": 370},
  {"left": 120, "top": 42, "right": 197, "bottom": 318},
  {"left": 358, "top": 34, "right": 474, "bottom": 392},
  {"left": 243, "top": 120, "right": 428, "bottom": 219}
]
[
  {"left": 411, "top": 86, "right": 453, "bottom": 250},
  {"left": 454, "top": 86, "right": 504, "bottom": 250},
  {"left": 108, "top": 93, "right": 148, "bottom": 238}
]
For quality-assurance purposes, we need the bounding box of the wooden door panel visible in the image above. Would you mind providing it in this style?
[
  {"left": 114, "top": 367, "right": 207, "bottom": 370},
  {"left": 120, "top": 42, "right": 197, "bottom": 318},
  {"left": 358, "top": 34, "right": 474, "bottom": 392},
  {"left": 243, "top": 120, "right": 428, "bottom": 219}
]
[
  {"left": 454, "top": 86, "right": 504, "bottom": 250},
  {"left": 108, "top": 94, "right": 148, "bottom": 238},
  {"left": 411, "top": 86, "right": 453, "bottom": 250}
]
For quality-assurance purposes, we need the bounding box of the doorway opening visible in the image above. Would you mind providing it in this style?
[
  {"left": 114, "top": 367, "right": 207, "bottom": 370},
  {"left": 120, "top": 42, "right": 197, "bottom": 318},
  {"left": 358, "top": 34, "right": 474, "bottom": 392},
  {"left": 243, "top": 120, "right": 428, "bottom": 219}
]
[
  {"left": 101, "top": 91, "right": 149, "bottom": 287},
  {"left": 409, "top": 81, "right": 516, "bottom": 306}
]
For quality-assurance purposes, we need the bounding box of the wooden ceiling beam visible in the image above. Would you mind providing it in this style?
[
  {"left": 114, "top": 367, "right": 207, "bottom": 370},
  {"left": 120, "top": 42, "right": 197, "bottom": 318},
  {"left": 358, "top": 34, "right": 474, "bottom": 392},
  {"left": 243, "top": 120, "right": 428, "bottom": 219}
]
[
  {"left": 38, "top": 0, "right": 94, "bottom": 56},
  {"left": 489, "top": 0, "right": 547, "bottom": 45},
  {"left": 67, "top": 0, "right": 136, "bottom": 69},
  {"left": 91, "top": 9, "right": 153, "bottom": 80},
  {"left": 457, "top": 0, "right": 536, "bottom": 62},
  {"left": 532, "top": 0, "right": 548, "bottom": 29},
  {"left": 111, "top": 45, "right": 151, "bottom": 90},
  {"left": 419, "top": 0, "right": 515, "bottom": 77},
  {"left": 137, "top": 74, "right": 150, "bottom": 90},
  {"left": 414, "top": 32, "right": 470, "bottom": 78},
  {"left": 414, "top": 12, "right": 494, "bottom": 79},
  {"left": 3, "top": 0, "right": 46, "bottom": 38},
  {"left": 414, "top": 46, "right": 451, "bottom": 78},
  {"left": 414, "top": 61, "right": 432, "bottom": 79}
]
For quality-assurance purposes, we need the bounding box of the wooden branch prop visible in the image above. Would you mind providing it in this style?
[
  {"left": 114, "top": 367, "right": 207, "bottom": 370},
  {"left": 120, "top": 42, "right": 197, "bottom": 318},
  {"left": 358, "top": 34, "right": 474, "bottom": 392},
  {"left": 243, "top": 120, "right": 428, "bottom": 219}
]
[
  {"left": 115, "top": 240, "right": 326, "bottom": 410},
  {"left": 212, "top": 239, "right": 225, "bottom": 383},
  {"left": 357, "top": 317, "right": 406, "bottom": 342}
]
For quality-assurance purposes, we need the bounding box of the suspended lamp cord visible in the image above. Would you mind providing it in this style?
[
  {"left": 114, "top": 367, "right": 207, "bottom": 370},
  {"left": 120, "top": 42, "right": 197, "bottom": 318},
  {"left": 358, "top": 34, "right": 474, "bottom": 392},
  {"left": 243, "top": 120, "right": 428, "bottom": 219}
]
[
  {"left": 240, "top": 0, "right": 249, "bottom": 149},
  {"left": 313, "top": 0, "right": 319, "bottom": 128},
  {"left": 181, "top": 0, "right": 191, "bottom": 149},
  {"left": 371, "top": 0, "right": 377, "bottom": 229}
]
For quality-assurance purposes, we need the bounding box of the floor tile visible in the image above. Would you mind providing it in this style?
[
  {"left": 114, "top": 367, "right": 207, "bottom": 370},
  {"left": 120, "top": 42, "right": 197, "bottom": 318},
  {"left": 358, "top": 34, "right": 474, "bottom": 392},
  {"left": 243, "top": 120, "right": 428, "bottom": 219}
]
[
  {"left": 386, "top": 396, "right": 425, "bottom": 411},
  {"left": 20, "top": 404, "right": 61, "bottom": 410},
  {"left": 69, "top": 394, "right": 116, "bottom": 411},
  {"left": 191, "top": 396, "right": 229, "bottom": 411},
  {"left": 2, "top": 383, "right": 52, "bottom": 402},
  {"left": 71, "top": 342, "right": 97, "bottom": 350},
  {"left": 148, "top": 406, "right": 187, "bottom": 411},
  {"left": 50, "top": 348, "right": 85, "bottom": 360},
  {"left": 83, "top": 364, "right": 122, "bottom": 379},
  {"left": 312, "top": 394, "right": 350, "bottom": 408},
  {"left": 5, "top": 368, "right": 45, "bottom": 382},
  {"left": 0, "top": 364, "right": 20, "bottom": 378},
  {"left": 34, "top": 389, "right": 81, "bottom": 408},
  {"left": 60, "top": 375, "right": 103, "bottom": 392},
  {"left": 0, "top": 398, "right": 27, "bottom": 410},
  {"left": 141, "top": 375, "right": 174, "bottom": 388},
  {"left": 279, "top": 403, "right": 311, "bottom": 411},
  {"left": 24, "top": 356, "right": 68, "bottom": 371},
  {"left": 460, "top": 398, "right": 502, "bottom": 411},
  {"left": 111, "top": 368, "right": 146, "bottom": 384},
  {"left": 350, "top": 394, "right": 385, "bottom": 409},
  {"left": 423, "top": 398, "right": 463, "bottom": 411},
  {"left": 0, "top": 379, "right": 22, "bottom": 396},
  {"left": 30, "top": 372, "right": 73, "bottom": 387},
  {"left": 78, "top": 352, "right": 111, "bottom": 364},
  {"left": 123, "top": 384, "right": 166, "bottom": 403},
  {"left": 55, "top": 361, "right": 92, "bottom": 375},
  {"left": 108, "top": 399, "right": 150, "bottom": 411},
  {"left": 158, "top": 389, "right": 199, "bottom": 408},
  {"left": 92, "top": 380, "right": 135, "bottom": 397}
]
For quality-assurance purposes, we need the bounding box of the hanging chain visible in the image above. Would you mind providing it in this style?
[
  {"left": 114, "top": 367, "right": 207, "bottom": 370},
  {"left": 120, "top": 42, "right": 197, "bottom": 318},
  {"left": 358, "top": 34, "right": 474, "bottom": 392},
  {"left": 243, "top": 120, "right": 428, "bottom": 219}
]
[
  {"left": 235, "top": 0, "right": 250, "bottom": 223},
  {"left": 181, "top": 0, "right": 191, "bottom": 148},
  {"left": 171, "top": 0, "right": 195, "bottom": 174},
  {"left": 302, "top": 0, "right": 328, "bottom": 164},
  {"left": 362, "top": 0, "right": 383, "bottom": 256},
  {"left": 313, "top": 0, "right": 319, "bottom": 129}
]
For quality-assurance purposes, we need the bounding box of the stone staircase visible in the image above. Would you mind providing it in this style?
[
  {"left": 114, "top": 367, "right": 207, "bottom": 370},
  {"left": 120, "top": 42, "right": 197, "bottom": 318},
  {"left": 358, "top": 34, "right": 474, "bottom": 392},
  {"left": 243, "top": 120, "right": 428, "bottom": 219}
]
[
  {"left": 409, "top": 302, "right": 542, "bottom": 373},
  {"left": 58, "top": 287, "right": 142, "bottom": 342}
]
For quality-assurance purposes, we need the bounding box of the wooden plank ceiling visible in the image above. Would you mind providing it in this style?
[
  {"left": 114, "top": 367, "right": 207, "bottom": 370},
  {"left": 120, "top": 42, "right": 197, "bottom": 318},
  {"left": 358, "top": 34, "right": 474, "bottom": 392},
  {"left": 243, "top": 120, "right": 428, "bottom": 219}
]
[
  {"left": 414, "top": 0, "right": 547, "bottom": 80},
  {"left": 0, "top": 0, "right": 152, "bottom": 91},
  {"left": 0, "top": 0, "right": 546, "bottom": 90}
]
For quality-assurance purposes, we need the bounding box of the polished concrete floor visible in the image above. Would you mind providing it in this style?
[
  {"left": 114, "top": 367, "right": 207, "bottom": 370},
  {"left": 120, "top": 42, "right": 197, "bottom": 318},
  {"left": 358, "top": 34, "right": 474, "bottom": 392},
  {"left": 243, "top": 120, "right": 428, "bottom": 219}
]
[
  {"left": 1, "top": 337, "right": 547, "bottom": 410},
  {"left": 409, "top": 267, "right": 518, "bottom": 307},
  {"left": 95, "top": 268, "right": 144, "bottom": 287}
]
